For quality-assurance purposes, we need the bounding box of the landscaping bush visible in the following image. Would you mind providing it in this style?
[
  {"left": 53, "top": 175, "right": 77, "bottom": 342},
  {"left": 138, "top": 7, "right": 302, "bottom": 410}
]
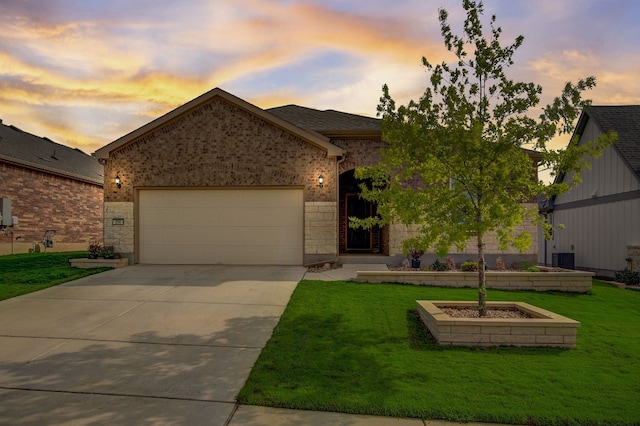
[
  {"left": 615, "top": 267, "right": 640, "bottom": 286},
  {"left": 429, "top": 259, "right": 447, "bottom": 271},
  {"left": 460, "top": 261, "right": 479, "bottom": 272}
]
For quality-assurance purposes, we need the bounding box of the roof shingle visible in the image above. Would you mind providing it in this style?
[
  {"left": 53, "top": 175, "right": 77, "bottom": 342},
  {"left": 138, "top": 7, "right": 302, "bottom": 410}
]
[
  {"left": 0, "top": 121, "right": 103, "bottom": 184},
  {"left": 267, "top": 105, "right": 380, "bottom": 134},
  {"left": 587, "top": 105, "right": 640, "bottom": 180}
]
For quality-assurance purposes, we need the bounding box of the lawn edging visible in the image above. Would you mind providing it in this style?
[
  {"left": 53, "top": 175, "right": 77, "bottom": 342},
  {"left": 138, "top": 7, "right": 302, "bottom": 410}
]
[{"left": 354, "top": 268, "right": 593, "bottom": 292}]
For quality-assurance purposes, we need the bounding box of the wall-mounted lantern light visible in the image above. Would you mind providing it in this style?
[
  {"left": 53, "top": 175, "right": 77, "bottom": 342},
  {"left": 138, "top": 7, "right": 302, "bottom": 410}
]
[
  {"left": 115, "top": 174, "right": 122, "bottom": 189},
  {"left": 318, "top": 174, "right": 324, "bottom": 188}
]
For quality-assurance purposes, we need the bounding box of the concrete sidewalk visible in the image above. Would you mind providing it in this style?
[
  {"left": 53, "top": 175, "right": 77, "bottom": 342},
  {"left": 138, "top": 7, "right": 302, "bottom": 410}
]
[{"left": 0, "top": 263, "right": 500, "bottom": 425}]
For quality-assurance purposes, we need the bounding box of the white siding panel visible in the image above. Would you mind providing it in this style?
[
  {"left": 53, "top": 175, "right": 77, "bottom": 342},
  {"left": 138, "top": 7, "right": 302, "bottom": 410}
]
[
  {"left": 556, "top": 119, "right": 639, "bottom": 204},
  {"left": 552, "top": 198, "right": 639, "bottom": 273}
]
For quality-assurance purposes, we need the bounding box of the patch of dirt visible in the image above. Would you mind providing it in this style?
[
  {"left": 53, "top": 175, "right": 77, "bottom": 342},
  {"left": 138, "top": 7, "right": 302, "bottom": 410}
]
[{"left": 440, "top": 307, "right": 533, "bottom": 319}]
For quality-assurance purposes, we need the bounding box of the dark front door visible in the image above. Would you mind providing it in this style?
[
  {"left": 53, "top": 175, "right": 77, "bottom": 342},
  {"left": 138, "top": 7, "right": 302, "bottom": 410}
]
[{"left": 346, "top": 194, "right": 372, "bottom": 250}]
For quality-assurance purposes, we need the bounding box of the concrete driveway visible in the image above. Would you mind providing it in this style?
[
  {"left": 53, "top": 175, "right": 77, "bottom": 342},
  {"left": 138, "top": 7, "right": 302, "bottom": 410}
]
[{"left": 0, "top": 264, "right": 306, "bottom": 425}]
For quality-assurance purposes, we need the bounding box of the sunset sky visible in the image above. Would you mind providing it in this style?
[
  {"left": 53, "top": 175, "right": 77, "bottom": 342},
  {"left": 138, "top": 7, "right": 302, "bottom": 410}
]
[{"left": 1, "top": 0, "right": 639, "bottom": 155}]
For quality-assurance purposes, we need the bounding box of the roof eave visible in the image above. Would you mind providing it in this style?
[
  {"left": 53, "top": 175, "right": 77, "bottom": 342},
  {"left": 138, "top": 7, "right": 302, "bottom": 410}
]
[
  {"left": 0, "top": 154, "right": 103, "bottom": 186},
  {"left": 318, "top": 129, "right": 381, "bottom": 139}
]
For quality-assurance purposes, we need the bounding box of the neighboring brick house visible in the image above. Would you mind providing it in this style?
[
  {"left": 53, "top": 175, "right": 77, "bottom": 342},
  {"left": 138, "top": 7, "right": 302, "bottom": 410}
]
[
  {"left": 94, "top": 87, "right": 537, "bottom": 266},
  {"left": 0, "top": 120, "right": 103, "bottom": 255}
]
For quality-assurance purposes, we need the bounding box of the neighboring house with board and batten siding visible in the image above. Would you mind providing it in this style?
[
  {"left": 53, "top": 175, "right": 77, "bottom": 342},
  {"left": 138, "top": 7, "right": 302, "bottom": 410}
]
[{"left": 539, "top": 106, "right": 640, "bottom": 276}]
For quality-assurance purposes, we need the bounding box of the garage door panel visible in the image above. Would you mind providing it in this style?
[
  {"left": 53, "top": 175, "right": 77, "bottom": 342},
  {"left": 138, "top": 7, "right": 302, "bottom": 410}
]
[{"left": 139, "top": 189, "right": 304, "bottom": 265}]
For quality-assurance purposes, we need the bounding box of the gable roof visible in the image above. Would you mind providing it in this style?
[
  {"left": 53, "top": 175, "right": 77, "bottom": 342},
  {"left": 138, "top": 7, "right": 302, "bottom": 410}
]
[
  {"left": 585, "top": 105, "right": 640, "bottom": 180},
  {"left": 0, "top": 120, "right": 103, "bottom": 185},
  {"left": 94, "top": 87, "right": 344, "bottom": 159},
  {"left": 267, "top": 104, "right": 381, "bottom": 137}
]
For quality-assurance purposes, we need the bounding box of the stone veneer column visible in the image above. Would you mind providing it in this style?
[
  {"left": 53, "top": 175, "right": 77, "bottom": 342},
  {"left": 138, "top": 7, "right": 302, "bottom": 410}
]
[
  {"left": 305, "top": 201, "right": 337, "bottom": 261},
  {"left": 104, "top": 202, "right": 134, "bottom": 261}
]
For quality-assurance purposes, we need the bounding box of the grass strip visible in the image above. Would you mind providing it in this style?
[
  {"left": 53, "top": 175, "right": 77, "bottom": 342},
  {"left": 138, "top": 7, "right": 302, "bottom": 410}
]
[{"left": 0, "top": 251, "right": 109, "bottom": 300}]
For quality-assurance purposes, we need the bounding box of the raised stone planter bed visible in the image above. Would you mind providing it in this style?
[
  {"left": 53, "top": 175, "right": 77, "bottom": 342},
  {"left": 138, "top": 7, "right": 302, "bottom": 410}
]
[
  {"left": 355, "top": 267, "right": 593, "bottom": 292},
  {"left": 70, "top": 258, "right": 128, "bottom": 269},
  {"left": 416, "top": 300, "right": 580, "bottom": 348}
]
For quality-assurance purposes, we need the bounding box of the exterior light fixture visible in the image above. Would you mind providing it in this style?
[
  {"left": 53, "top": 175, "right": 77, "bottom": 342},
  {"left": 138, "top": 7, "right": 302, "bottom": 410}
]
[
  {"left": 318, "top": 174, "right": 324, "bottom": 188},
  {"left": 115, "top": 174, "right": 121, "bottom": 189}
]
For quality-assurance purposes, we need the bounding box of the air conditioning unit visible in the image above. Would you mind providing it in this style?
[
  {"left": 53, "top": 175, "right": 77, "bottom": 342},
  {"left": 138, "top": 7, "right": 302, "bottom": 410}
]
[{"left": 552, "top": 253, "right": 575, "bottom": 270}]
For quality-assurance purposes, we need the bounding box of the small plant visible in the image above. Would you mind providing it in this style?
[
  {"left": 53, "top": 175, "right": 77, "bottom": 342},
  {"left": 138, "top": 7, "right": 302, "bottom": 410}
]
[
  {"left": 429, "top": 259, "right": 447, "bottom": 271},
  {"left": 100, "top": 246, "right": 116, "bottom": 259},
  {"left": 525, "top": 266, "right": 540, "bottom": 272},
  {"left": 615, "top": 268, "right": 640, "bottom": 286},
  {"left": 408, "top": 247, "right": 425, "bottom": 260},
  {"left": 461, "top": 261, "right": 479, "bottom": 272},
  {"left": 495, "top": 256, "right": 506, "bottom": 271},
  {"left": 88, "top": 242, "right": 103, "bottom": 259}
]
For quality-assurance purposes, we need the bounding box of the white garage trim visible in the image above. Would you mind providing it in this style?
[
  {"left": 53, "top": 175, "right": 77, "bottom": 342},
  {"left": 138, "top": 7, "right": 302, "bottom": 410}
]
[{"left": 137, "top": 188, "right": 304, "bottom": 265}]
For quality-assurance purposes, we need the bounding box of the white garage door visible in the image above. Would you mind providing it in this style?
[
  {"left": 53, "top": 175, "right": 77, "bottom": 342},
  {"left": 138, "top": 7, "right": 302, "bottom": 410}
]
[{"left": 138, "top": 189, "right": 303, "bottom": 265}]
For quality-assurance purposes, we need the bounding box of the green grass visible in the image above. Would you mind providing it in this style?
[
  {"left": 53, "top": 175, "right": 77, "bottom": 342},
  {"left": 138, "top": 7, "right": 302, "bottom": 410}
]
[
  {"left": 238, "top": 280, "right": 640, "bottom": 425},
  {"left": 0, "top": 251, "right": 109, "bottom": 301}
]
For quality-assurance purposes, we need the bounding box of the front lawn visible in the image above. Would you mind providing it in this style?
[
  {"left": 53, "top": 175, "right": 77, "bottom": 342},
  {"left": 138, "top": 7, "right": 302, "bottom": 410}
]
[
  {"left": 0, "top": 251, "right": 109, "bottom": 301},
  {"left": 238, "top": 280, "right": 640, "bottom": 425}
]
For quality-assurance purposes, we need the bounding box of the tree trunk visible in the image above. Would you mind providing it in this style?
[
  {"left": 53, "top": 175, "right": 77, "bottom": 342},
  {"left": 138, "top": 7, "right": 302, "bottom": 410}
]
[{"left": 477, "top": 232, "right": 487, "bottom": 317}]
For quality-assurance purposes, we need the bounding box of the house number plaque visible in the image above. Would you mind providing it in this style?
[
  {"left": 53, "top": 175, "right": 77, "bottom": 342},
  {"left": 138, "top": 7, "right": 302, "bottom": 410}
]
[{"left": 112, "top": 218, "right": 125, "bottom": 226}]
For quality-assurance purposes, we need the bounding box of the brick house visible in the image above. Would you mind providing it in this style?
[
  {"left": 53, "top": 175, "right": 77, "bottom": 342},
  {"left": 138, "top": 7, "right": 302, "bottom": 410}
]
[
  {"left": 95, "top": 87, "right": 537, "bottom": 266},
  {"left": 0, "top": 120, "right": 103, "bottom": 255}
]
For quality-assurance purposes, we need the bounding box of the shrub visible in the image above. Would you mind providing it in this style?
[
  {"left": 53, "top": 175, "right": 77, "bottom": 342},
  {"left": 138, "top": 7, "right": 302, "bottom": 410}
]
[
  {"left": 461, "top": 261, "right": 479, "bottom": 272},
  {"left": 615, "top": 268, "right": 640, "bottom": 286},
  {"left": 429, "top": 259, "right": 447, "bottom": 271},
  {"left": 88, "top": 242, "right": 103, "bottom": 258}
]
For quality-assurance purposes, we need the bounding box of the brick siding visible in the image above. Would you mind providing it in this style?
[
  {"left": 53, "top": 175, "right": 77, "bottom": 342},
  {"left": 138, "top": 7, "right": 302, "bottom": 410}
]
[
  {"left": 0, "top": 161, "right": 103, "bottom": 254},
  {"left": 105, "top": 97, "right": 337, "bottom": 203}
]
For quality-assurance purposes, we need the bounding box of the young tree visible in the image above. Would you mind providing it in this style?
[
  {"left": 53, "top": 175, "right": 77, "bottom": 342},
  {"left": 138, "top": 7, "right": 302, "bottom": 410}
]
[{"left": 354, "top": 0, "right": 615, "bottom": 316}]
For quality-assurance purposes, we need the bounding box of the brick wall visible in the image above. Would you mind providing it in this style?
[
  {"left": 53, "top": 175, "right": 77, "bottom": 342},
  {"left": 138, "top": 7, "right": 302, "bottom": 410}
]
[
  {"left": 0, "top": 161, "right": 103, "bottom": 254},
  {"left": 335, "top": 137, "right": 385, "bottom": 175},
  {"left": 105, "top": 97, "right": 337, "bottom": 203}
]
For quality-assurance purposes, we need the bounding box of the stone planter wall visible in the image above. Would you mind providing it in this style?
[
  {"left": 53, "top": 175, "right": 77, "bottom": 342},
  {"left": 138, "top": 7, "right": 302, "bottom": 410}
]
[
  {"left": 416, "top": 300, "right": 580, "bottom": 348},
  {"left": 70, "top": 258, "right": 129, "bottom": 269},
  {"left": 355, "top": 268, "right": 593, "bottom": 292}
]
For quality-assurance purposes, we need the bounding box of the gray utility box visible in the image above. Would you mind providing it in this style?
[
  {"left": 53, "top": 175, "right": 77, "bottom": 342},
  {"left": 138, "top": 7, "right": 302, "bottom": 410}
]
[{"left": 0, "top": 198, "right": 11, "bottom": 226}]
